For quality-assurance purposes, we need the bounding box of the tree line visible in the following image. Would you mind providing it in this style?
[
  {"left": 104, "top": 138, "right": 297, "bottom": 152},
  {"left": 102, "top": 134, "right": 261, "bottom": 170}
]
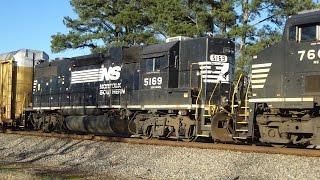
[{"left": 51, "top": 0, "right": 318, "bottom": 77}]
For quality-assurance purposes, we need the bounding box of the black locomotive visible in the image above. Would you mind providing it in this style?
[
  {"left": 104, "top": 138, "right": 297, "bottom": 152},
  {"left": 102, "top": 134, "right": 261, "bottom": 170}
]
[
  {"left": 1, "top": 9, "right": 320, "bottom": 147},
  {"left": 28, "top": 36, "right": 235, "bottom": 141},
  {"left": 248, "top": 9, "right": 320, "bottom": 146}
]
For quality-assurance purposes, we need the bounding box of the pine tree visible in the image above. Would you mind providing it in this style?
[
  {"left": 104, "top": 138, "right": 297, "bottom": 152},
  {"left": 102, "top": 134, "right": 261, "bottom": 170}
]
[
  {"left": 144, "top": 0, "right": 213, "bottom": 38},
  {"left": 209, "top": 0, "right": 237, "bottom": 36},
  {"left": 51, "top": 0, "right": 221, "bottom": 53},
  {"left": 51, "top": 0, "right": 318, "bottom": 60},
  {"left": 51, "top": 0, "right": 157, "bottom": 53}
]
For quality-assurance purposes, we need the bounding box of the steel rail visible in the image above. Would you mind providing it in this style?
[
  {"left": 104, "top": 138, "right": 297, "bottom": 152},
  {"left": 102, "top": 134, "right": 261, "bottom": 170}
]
[{"left": 3, "top": 130, "right": 320, "bottom": 157}]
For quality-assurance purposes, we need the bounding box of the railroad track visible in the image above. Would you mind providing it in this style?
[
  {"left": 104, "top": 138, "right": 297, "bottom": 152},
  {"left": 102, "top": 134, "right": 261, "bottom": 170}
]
[{"left": 3, "top": 130, "right": 320, "bottom": 157}]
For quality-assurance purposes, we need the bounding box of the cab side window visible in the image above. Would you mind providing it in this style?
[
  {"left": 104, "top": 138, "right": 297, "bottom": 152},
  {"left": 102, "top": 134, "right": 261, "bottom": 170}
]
[
  {"left": 299, "top": 24, "right": 318, "bottom": 42},
  {"left": 289, "top": 26, "right": 297, "bottom": 41},
  {"left": 146, "top": 58, "right": 161, "bottom": 73}
]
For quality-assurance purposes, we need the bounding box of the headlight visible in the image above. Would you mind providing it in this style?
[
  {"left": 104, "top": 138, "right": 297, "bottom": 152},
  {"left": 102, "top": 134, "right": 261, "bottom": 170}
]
[{"left": 223, "top": 47, "right": 235, "bottom": 55}]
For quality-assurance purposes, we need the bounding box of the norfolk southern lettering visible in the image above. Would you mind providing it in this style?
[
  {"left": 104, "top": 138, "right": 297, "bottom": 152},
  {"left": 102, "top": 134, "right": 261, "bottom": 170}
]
[
  {"left": 99, "top": 82, "right": 125, "bottom": 95},
  {"left": 71, "top": 66, "right": 122, "bottom": 84}
]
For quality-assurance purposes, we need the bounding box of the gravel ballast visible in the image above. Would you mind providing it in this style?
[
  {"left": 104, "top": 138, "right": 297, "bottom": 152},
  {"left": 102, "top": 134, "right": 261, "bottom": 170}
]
[{"left": 0, "top": 134, "right": 319, "bottom": 179}]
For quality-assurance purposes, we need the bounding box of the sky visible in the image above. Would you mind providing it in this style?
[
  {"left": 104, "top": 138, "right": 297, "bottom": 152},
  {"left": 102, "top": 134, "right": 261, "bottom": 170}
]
[
  {"left": 1, "top": 1, "right": 319, "bottom": 59},
  {"left": 0, "top": 0, "right": 90, "bottom": 59}
]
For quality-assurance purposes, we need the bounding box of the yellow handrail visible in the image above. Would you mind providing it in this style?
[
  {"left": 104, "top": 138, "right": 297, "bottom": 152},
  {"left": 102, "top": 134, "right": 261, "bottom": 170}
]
[
  {"left": 231, "top": 74, "right": 243, "bottom": 114},
  {"left": 195, "top": 73, "right": 202, "bottom": 136},
  {"left": 209, "top": 81, "right": 220, "bottom": 104},
  {"left": 195, "top": 75, "right": 203, "bottom": 111},
  {"left": 208, "top": 81, "right": 220, "bottom": 115},
  {"left": 244, "top": 79, "right": 251, "bottom": 121}
]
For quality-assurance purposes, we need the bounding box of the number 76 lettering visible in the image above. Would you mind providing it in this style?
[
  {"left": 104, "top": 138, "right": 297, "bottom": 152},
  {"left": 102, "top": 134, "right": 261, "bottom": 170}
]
[{"left": 298, "top": 49, "right": 320, "bottom": 61}]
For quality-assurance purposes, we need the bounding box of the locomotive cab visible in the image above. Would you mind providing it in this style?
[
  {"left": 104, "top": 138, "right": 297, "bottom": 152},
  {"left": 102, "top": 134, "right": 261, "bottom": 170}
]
[
  {"left": 139, "top": 41, "right": 180, "bottom": 105},
  {"left": 134, "top": 37, "right": 235, "bottom": 139}
]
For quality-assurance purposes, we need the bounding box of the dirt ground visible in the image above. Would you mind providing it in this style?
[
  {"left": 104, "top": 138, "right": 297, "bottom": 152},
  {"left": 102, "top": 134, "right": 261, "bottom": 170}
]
[{"left": 0, "top": 163, "right": 122, "bottom": 180}]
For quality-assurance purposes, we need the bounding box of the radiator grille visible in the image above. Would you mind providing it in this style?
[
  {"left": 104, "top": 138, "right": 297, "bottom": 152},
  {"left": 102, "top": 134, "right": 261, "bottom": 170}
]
[{"left": 35, "top": 66, "right": 57, "bottom": 77}]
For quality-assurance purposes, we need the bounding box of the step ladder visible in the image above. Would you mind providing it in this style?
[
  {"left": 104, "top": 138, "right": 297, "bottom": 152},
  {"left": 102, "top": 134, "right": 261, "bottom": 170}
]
[
  {"left": 194, "top": 76, "right": 220, "bottom": 136},
  {"left": 233, "top": 76, "right": 251, "bottom": 140}
]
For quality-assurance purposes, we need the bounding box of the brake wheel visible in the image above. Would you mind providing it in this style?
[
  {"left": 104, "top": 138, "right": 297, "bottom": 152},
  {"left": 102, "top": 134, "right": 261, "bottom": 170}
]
[{"left": 211, "top": 112, "right": 235, "bottom": 142}]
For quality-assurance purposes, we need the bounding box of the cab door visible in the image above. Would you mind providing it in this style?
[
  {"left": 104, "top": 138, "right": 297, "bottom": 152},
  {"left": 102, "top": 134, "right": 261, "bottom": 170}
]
[{"left": 139, "top": 55, "right": 168, "bottom": 105}]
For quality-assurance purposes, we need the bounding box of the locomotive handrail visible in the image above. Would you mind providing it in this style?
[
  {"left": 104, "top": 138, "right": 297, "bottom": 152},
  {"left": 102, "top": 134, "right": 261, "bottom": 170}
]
[
  {"left": 208, "top": 81, "right": 221, "bottom": 115},
  {"left": 189, "top": 62, "right": 202, "bottom": 122},
  {"left": 195, "top": 75, "right": 203, "bottom": 114},
  {"left": 231, "top": 74, "right": 243, "bottom": 114},
  {"left": 195, "top": 74, "right": 202, "bottom": 137},
  {"left": 244, "top": 79, "right": 251, "bottom": 121}
]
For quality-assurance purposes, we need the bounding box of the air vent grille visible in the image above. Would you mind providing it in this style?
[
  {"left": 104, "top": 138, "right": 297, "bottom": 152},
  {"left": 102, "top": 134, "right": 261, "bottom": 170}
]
[{"left": 305, "top": 75, "right": 320, "bottom": 93}]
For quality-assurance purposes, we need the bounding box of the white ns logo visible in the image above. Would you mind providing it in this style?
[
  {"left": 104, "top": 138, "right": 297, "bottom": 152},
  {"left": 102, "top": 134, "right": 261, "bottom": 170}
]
[{"left": 99, "top": 66, "right": 121, "bottom": 81}]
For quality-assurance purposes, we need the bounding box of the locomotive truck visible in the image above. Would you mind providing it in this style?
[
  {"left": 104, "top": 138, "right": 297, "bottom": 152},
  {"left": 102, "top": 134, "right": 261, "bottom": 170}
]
[{"left": 0, "top": 9, "right": 320, "bottom": 147}]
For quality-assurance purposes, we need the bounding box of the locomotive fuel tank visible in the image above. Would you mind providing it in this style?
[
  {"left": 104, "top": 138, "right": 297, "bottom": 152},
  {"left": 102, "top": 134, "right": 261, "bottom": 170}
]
[{"left": 65, "top": 114, "right": 130, "bottom": 136}]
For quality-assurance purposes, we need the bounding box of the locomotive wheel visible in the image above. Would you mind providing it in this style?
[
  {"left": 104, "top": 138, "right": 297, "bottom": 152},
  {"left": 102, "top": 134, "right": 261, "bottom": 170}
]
[
  {"left": 141, "top": 125, "right": 153, "bottom": 139},
  {"left": 270, "top": 144, "right": 286, "bottom": 148},
  {"left": 181, "top": 125, "right": 196, "bottom": 142},
  {"left": 211, "top": 112, "right": 235, "bottom": 143},
  {"left": 0, "top": 123, "right": 4, "bottom": 133}
]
